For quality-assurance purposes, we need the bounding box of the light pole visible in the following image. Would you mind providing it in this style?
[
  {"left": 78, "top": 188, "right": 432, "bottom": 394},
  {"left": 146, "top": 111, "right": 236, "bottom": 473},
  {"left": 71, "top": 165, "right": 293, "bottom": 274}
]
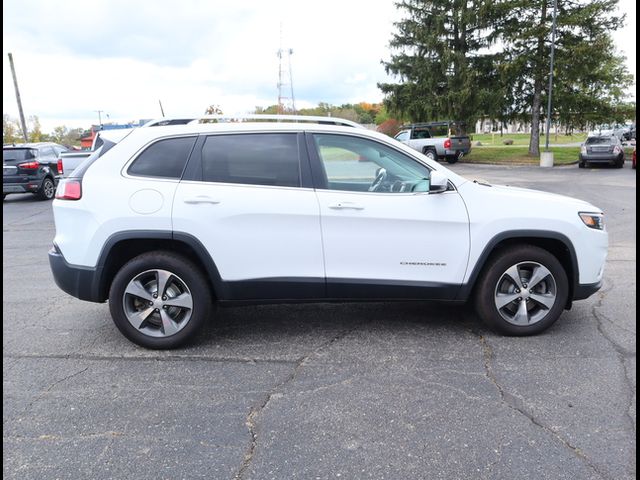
[
  {"left": 94, "top": 110, "right": 104, "bottom": 127},
  {"left": 544, "top": 0, "right": 558, "bottom": 151}
]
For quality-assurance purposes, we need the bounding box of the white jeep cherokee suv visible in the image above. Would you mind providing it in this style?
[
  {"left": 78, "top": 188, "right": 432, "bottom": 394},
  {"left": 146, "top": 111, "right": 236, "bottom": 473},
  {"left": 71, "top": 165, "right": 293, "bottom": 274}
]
[{"left": 49, "top": 115, "right": 608, "bottom": 349}]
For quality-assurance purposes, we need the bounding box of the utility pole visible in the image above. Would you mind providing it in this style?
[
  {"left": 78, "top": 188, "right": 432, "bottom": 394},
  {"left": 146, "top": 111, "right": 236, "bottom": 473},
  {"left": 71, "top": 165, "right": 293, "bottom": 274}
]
[
  {"left": 544, "top": 0, "right": 558, "bottom": 151},
  {"left": 94, "top": 110, "right": 104, "bottom": 126},
  {"left": 8, "top": 53, "right": 28, "bottom": 142}
]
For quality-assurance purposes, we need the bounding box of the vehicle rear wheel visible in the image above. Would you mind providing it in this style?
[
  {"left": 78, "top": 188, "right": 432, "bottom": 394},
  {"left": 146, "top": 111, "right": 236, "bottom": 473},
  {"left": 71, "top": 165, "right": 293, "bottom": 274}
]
[
  {"left": 109, "top": 251, "right": 212, "bottom": 349},
  {"left": 423, "top": 148, "right": 438, "bottom": 161},
  {"left": 37, "top": 177, "right": 56, "bottom": 200},
  {"left": 446, "top": 151, "right": 463, "bottom": 164},
  {"left": 474, "top": 245, "right": 568, "bottom": 336}
]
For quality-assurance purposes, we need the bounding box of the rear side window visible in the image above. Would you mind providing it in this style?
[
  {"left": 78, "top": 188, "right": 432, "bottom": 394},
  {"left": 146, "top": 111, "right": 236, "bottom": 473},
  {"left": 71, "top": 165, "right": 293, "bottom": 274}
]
[
  {"left": 38, "top": 146, "right": 56, "bottom": 161},
  {"left": 201, "top": 133, "right": 300, "bottom": 187},
  {"left": 128, "top": 137, "right": 196, "bottom": 179}
]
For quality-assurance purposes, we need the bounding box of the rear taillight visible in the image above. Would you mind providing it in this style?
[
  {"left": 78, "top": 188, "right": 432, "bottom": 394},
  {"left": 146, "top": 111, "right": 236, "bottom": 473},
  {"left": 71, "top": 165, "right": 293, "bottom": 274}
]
[
  {"left": 55, "top": 179, "right": 82, "bottom": 200},
  {"left": 18, "top": 161, "right": 40, "bottom": 170},
  {"left": 444, "top": 138, "right": 452, "bottom": 149},
  {"left": 57, "top": 158, "right": 63, "bottom": 175}
]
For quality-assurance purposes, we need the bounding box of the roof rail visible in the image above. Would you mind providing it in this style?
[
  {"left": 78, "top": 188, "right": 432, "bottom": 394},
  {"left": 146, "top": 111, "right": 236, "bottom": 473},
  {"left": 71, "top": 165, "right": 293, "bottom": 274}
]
[
  {"left": 141, "top": 118, "right": 196, "bottom": 127},
  {"left": 182, "top": 114, "right": 365, "bottom": 129}
]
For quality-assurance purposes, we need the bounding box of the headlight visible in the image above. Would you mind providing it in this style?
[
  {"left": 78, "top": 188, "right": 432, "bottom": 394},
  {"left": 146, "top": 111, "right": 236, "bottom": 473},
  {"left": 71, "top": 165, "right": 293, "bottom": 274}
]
[
  {"left": 580, "top": 145, "right": 587, "bottom": 155},
  {"left": 579, "top": 212, "right": 605, "bottom": 230}
]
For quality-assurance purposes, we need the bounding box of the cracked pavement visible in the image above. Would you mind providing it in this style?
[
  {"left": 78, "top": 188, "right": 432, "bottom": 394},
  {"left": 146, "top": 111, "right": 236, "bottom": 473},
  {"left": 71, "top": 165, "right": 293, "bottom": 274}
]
[{"left": 3, "top": 162, "right": 635, "bottom": 479}]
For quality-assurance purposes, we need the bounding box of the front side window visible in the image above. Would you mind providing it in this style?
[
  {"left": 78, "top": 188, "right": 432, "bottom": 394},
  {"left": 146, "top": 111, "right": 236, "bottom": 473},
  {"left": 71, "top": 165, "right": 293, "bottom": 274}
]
[
  {"left": 201, "top": 133, "right": 300, "bottom": 187},
  {"left": 395, "top": 131, "right": 410, "bottom": 142},
  {"left": 128, "top": 137, "right": 196, "bottom": 179},
  {"left": 313, "top": 134, "right": 430, "bottom": 193}
]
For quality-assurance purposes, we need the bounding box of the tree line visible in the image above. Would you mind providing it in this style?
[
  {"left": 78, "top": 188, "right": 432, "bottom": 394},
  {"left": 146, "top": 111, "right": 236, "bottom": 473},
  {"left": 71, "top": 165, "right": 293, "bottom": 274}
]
[
  {"left": 3, "top": 114, "right": 84, "bottom": 147},
  {"left": 378, "top": 0, "right": 635, "bottom": 155}
]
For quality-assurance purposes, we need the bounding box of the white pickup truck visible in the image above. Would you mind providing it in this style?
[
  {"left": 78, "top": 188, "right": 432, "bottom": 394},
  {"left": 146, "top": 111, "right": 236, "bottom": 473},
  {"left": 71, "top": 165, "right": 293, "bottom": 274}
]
[{"left": 394, "top": 121, "right": 472, "bottom": 164}]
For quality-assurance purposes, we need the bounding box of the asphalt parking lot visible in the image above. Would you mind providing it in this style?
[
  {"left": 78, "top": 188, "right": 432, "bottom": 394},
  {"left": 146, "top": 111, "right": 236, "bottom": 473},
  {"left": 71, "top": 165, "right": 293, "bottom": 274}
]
[{"left": 3, "top": 162, "right": 636, "bottom": 480}]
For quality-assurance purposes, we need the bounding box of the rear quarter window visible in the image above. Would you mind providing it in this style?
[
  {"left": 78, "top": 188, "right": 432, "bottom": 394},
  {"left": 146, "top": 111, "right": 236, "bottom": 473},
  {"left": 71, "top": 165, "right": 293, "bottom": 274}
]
[{"left": 128, "top": 137, "right": 197, "bottom": 179}]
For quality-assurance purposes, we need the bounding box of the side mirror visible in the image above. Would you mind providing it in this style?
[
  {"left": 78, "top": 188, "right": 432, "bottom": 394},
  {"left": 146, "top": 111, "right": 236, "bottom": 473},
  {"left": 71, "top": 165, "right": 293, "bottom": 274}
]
[{"left": 429, "top": 171, "right": 449, "bottom": 194}]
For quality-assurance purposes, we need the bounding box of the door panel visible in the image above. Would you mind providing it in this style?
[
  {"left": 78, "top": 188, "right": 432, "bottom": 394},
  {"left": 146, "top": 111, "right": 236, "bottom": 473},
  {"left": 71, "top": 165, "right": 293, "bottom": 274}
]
[
  {"left": 308, "top": 132, "right": 470, "bottom": 299},
  {"left": 173, "top": 183, "right": 323, "bottom": 287},
  {"left": 316, "top": 190, "right": 469, "bottom": 290}
]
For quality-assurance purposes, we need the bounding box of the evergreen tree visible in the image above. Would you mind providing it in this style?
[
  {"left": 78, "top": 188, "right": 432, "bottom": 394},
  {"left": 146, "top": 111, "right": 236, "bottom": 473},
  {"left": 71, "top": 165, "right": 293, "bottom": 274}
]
[
  {"left": 379, "top": 0, "right": 499, "bottom": 126},
  {"left": 496, "top": 0, "right": 632, "bottom": 155}
]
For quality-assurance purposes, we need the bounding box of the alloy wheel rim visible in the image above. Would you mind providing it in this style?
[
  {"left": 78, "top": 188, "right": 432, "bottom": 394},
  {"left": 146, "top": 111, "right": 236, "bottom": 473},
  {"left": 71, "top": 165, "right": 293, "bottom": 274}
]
[
  {"left": 122, "top": 269, "right": 194, "bottom": 337},
  {"left": 44, "top": 180, "right": 55, "bottom": 198},
  {"left": 494, "top": 261, "right": 557, "bottom": 326}
]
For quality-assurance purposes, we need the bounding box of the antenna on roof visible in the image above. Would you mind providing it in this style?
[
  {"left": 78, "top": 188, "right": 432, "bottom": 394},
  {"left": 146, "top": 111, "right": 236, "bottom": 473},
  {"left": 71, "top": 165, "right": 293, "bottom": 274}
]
[{"left": 158, "top": 100, "right": 165, "bottom": 117}]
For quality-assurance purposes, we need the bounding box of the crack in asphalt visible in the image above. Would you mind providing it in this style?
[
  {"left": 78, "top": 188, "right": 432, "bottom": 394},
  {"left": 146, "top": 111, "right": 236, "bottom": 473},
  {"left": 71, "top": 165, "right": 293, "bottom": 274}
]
[
  {"left": 5, "top": 366, "right": 92, "bottom": 427},
  {"left": 233, "top": 326, "right": 358, "bottom": 480},
  {"left": 5, "top": 353, "right": 299, "bottom": 364},
  {"left": 472, "top": 330, "right": 609, "bottom": 480},
  {"left": 591, "top": 277, "right": 637, "bottom": 473}
]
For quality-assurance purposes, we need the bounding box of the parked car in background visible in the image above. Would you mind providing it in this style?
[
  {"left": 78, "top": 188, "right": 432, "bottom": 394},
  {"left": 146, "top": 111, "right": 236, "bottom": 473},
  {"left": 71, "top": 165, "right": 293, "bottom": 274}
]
[
  {"left": 3, "top": 142, "right": 67, "bottom": 200},
  {"left": 623, "top": 126, "right": 636, "bottom": 142},
  {"left": 394, "top": 121, "right": 471, "bottom": 164},
  {"left": 579, "top": 136, "right": 625, "bottom": 168}
]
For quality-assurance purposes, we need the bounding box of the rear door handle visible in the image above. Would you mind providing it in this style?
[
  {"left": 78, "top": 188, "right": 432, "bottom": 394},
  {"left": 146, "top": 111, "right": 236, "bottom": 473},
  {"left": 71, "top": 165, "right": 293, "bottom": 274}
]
[
  {"left": 184, "top": 196, "right": 221, "bottom": 205},
  {"left": 328, "top": 202, "right": 364, "bottom": 210}
]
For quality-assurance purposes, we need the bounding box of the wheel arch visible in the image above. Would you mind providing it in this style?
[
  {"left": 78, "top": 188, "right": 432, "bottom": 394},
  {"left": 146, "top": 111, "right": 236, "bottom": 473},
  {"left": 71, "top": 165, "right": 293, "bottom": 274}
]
[
  {"left": 457, "top": 230, "right": 578, "bottom": 307},
  {"left": 96, "top": 231, "right": 224, "bottom": 302}
]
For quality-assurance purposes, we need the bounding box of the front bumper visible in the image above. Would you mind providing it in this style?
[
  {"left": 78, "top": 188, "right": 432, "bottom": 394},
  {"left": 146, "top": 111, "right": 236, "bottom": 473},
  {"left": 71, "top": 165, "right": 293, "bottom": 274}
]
[{"left": 48, "top": 245, "right": 105, "bottom": 303}]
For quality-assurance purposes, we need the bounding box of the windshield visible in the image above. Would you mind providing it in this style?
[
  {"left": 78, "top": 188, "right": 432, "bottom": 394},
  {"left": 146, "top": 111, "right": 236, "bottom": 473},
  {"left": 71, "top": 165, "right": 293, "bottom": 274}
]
[{"left": 3, "top": 148, "right": 37, "bottom": 162}]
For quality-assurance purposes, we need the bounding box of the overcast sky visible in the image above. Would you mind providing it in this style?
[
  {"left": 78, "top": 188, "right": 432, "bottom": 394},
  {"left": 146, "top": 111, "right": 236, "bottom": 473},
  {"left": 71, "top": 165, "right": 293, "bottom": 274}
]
[{"left": 2, "top": 0, "right": 636, "bottom": 133}]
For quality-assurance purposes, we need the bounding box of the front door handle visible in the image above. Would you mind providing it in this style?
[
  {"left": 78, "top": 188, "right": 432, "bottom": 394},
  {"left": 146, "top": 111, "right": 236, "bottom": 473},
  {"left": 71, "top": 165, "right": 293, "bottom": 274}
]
[
  {"left": 328, "top": 202, "right": 364, "bottom": 210},
  {"left": 184, "top": 196, "right": 221, "bottom": 205}
]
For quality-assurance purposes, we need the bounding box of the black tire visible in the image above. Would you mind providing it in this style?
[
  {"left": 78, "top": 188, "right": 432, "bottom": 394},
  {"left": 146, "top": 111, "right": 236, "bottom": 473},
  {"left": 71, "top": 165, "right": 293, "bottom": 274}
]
[
  {"left": 614, "top": 155, "right": 624, "bottom": 168},
  {"left": 578, "top": 160, "right": 586, "bottom": 168},
  {"left": 36, "top": 177, "right": 56, "bottom": 200},
  {"left": 474, "top": 245, "right": 569, "bottom": 336},
  {"left": 422, "top": 148, "right": 438, "bottom": 162},
  {"left": 108, "top": 251, "right": 212, "bottom": 349}
]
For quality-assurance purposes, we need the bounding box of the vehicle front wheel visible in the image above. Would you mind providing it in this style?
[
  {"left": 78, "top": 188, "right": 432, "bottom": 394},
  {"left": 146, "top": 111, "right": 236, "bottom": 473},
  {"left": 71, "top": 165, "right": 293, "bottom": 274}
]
[
  {"left": 614, "top": 155, "right": 624, "bottom": 168},
  {"left": 474, "top": 245, "right": 568, "bottom": 336},
  {"left": 37, "top": 177, "right": 56, "bottom": 200},
  {"left": 109, "top": 251, "right": 212, "bottom": 349},
  {"left": 578, "top": 160, "right": 586, "bottom": 168},
  {"left": 423, "top": 148, "right": 438, "bottom": 161}
]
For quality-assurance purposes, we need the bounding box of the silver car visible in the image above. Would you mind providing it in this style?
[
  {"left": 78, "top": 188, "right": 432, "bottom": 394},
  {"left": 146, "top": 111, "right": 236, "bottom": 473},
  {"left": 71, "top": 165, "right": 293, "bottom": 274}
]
[{"left": 579, "top": 136, "right": 625, "bottom": 168}]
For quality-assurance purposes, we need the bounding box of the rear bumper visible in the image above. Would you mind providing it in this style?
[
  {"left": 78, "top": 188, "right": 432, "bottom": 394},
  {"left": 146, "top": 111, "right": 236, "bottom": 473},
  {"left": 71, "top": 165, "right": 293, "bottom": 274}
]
[
  {"left": 445, "top": 148, "right": 471, "bottom": 156},
  {"left": 573, "top": 280, "right": 603, "bottom": 300},
  {"left": 579, "top": 154, "right": 621, "bottom": 164},
  {"left": 48, "top": 245, "right": 104, "bottom": 303},
  {"left": 3, "top": 175, "right": 44, "bottom": 194}
]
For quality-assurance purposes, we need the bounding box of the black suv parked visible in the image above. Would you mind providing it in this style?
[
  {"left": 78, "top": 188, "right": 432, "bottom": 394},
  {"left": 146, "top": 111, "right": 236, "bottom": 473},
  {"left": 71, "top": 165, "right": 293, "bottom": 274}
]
[{"left": 3, "top": 143, "right": 67, "bottom": 200}]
